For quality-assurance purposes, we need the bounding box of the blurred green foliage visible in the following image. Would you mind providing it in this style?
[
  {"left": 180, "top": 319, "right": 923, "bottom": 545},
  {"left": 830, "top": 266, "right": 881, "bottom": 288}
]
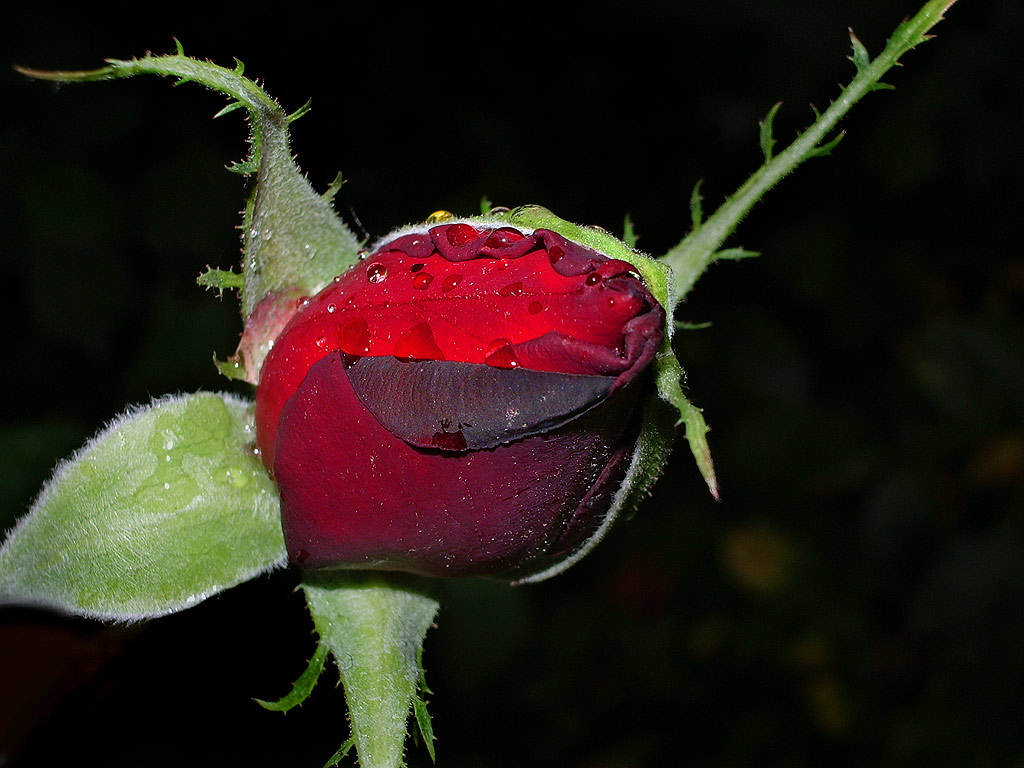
[{"left": 2, "top": 1, "right": 1021, "bottom": 766}]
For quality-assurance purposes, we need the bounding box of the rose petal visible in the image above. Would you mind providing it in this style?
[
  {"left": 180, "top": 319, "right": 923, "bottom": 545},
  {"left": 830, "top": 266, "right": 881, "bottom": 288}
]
[
  {"left": 272, "top": 353, "right": 639, "bottom": 577},
  {"left": 343, "top": 356, "right": 616, "bottom": 451}
]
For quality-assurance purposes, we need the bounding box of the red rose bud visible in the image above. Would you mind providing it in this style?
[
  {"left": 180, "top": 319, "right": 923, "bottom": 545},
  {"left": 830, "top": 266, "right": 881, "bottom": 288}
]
[{"left": 255, "top": 220, "right": 665, "bottom": 578}]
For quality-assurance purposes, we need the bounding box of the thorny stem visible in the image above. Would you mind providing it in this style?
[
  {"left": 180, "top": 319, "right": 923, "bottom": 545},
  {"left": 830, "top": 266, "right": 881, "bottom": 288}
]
[{"left": 660, "top": 0, "right": 960, "bottom": 304}]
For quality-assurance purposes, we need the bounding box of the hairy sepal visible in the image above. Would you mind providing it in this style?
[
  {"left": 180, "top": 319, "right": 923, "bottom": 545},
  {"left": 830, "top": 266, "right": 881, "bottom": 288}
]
[{"left": 0, "top": 392, "right": 286, "bottom": 620}]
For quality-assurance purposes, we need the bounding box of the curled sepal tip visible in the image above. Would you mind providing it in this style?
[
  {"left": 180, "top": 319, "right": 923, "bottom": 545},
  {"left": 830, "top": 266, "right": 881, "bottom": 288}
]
[{"left": 17, "top": 45, "right": 364, "bottom": 380}]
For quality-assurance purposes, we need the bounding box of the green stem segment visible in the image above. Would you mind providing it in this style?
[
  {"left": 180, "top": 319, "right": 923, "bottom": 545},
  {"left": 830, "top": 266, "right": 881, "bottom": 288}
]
[
  {"left": 303, "top": 573, "right": 441, "bottom": 768},
  {"left": 660, "top": 0, "right": 959, "bottom": 302}
]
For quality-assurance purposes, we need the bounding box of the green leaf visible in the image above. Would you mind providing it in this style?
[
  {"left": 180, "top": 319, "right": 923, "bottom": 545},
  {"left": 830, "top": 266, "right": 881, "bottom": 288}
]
[
  {"left": 303, "top": 573, "right": 441, "bottom": 768},
  {"left": 689, "top": 178, "right": 705, "bottom": 230},
  {"left": 0, "top": 392, "right": 286, "bottom": 620},
  {"left": 197, "top": 266, "right": 245, "bottom": 292},
  {"left": 848, "top": 28, "right": 871, "bottom": 73},
  {"left": 713, "top": 247, "right": 760, "bottom": 261}
]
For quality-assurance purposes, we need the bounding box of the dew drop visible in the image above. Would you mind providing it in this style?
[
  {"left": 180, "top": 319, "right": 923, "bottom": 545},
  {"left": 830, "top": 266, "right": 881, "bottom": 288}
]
[
  {"left": 339, "top": 317, "right": 371, "bottom": 355},
  {"left": 441, "top": 274, "right": 463, "bottom": 293},
  {"left": 548, "top": 246, "right": 565, "bottom": 266},
  {"left": 315, "top": 335, "right": 328, "bottom": 349},
  {"left": 225, "top": 467, "right": 250, "bottom": 488},
  {"left": 446, "top": 223, "right": 479, "bottom": 247},
  {"left": 413, "top": 272, "right": 434, "bottom": 290},
  {"left": 431, "top": 430, "right": 468, "bottom": 451},
  {"left": 426, "top": 210, "right": 454, "bottom": 224},
  {"left": 367, "top": 263, "right": 388, "bottom": 283},
  {"left": 395, "top": 323, "right": 445, "bottom": 361},
  {"left": 495, "top": 258, "right": 511, "bottom": 270},
  {"left": 585, "top": 272, "right": 603, "bottom": 286},
  {"left": 327, "top": 303, "right": 337, "bottom": 313},
  {"left": 410, "top": 263, "right": 425, "bottom": 273},
  {"left": 484, "top": 339, "right": 521, "bottom": 369},
  {"left": 498, "top": 281, "right": 523, "bottom": 296},
  {"left": 484, "top": 227, "right": 526, "bottom": 249},
  {"left": 528, "top": 300, "right": 544, "bottom": 315}
]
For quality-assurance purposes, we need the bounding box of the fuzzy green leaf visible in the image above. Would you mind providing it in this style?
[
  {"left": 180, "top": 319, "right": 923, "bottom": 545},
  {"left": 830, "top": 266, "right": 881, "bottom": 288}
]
[
  {"left": 849, "top": 28, "right": 872, "bottom": 72},
  {"left": 0, "top": 393, "right": 286, "bottom": 620}
]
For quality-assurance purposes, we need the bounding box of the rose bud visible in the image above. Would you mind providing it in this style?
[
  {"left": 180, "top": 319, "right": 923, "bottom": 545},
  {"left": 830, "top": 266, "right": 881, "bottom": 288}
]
[{"left": 254, "top": 217, "right": 666, "bottom": 579}]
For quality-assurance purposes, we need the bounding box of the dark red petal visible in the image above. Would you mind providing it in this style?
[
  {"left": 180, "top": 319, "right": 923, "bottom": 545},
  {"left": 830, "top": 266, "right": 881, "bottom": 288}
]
[
  {"left": 343, "top": 356, "right": 615, "bottom": 451},
  {"left": 273, "top": 352, "right": 639, "bottom": 577}
]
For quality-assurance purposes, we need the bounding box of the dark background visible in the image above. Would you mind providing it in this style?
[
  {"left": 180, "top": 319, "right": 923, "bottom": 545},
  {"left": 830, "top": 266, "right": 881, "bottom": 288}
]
[{"left": 2, "top": 1, "right": 1022, "bottom": 766}]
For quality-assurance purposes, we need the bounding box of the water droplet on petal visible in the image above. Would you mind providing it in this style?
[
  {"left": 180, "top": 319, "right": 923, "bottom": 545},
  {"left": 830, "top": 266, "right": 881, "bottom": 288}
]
[
  {"left": 410, "top": 263, "right": 425, "bottom": 273},
  {"left": 528, "top": 300, "right": 544, "bottom": 315},
  {"left": 446, "top": 223, "right": 479, "bottom": 246},
  {"left": 585, "top": 272, "right": 603, "bottom": 286},
  {"left": 430, "top": 430, "right": 468, "bottom": 451},
  {"left": 413, "top": 272, "right": 434, "bottom": 290},
  {"left": 484, "top": 227, "right": 526, "bottom": 249},
  {"left": 484, "top": 339, "right": 521, "bottom": 368},
  {"left": 441, "top": 274, "right": 463, "bottom": 293},
  {"left": 495, "top": 258, "right": 511, "bottom": 270},
  {"left": 548, "top": 245, "right": 565, "bottom": 266},
  {"left": 327, "top": 303, "right": 337, "bottom": 313},
  {"left": 498, "top": 281, "right": 523, "bottom": 296},
  {"left": 339, "top": 317, "right": 371, "bottom": 355},
  {"left": 367, "top": 263, "right": 388, "bottom": 283},
  {"left": 315, "top": 336, "right": 328, "bottom": 348},
  {"left": 395, "top": 323, "right": 445, "bottom": 361}
]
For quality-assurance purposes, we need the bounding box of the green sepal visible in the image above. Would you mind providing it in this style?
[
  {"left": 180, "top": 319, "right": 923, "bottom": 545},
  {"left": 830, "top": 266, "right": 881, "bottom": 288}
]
[
  {"left": 654, "top": 349, "right": 719, "bottom": 499},
  {"left": 0, "top": 393, "right": 286, "bottom": 620},
  {"left": 256, "top": 639, "right": 330, "bottom": 712},
  {"left": 303, "top": 572, "right": 441, "bottom": 768},
  {"left": 18, "top": 47, "right": 364, "bottom": 378}
]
